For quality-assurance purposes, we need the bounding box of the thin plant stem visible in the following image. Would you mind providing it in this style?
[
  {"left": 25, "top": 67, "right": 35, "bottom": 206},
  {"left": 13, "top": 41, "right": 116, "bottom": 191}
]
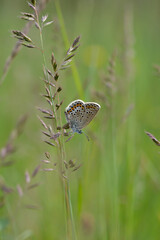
[
  {"left": 34, "top": 8, "right": 58, "bottom": 128},
  {"left": 35, "top": 5, "right": 77, "bottom": 240},
  {"left": 107, "top": 54, "right": 120, "bottom": 240},
  {"left": 111, "top": 91, "right": 119, "bottom": 240},
  {"left": 64, "top": 179, "right": 77, "bottom": 240},
  {"left": 123, "top": 4, "right": 136, "bottom": 239},
  {"left": 5, "top": 198, "right": 17, "bottom": 239}
]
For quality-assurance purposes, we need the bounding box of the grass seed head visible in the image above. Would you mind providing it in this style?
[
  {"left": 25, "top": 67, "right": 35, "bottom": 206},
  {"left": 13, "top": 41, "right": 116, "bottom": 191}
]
[
  {"left": 12, "top": 31, "right": 33, "bottom": 43},
  {"left": 72, "top": 35, "right": 80, "bottom": 48},
  {"left": 145, "top": 131, "right": 160, "bottom": 146},
  {"left": 62, "top": 123, "right": 69, "bottom": 130},
  {"left": 51, "top": 52, "right": 57, "bottom": 72},
  {"left": 68, "top": 160, "right": 75, "bottom": 168},
  {"left": 54, "top": 72, "right": 59, "bottom": 81},
  {"left": 31, "top": 0, "right": 36, "bottom": 6},
  {"left": 20, "top": 12, "right": 35, "bottom": 21},
  {"left": 32, "top": 164, "right": 41, "bottom": 178},
  {"left": 25, "top": 171, "right": 31, "bottom": 183},
  {"left": 17, "top": 184, "right": 23, "bottom": 197},
  {"left": 44, "top": 140, "right": 56, "bottom": 147},
  {"left": 42, "top": 131, "right": 51, "bottom": 137},
  {"left": 37, "top": 116, "right": 48, "bottom": 129},
  {"left": 45, "top": 152, "right": 50, "bottom": 159},
  {"left": 57, "top": 86, "right": 62, "bottom": 92},
  {"left": 41, "top": 14, "right": 48, "bottom": 23}
]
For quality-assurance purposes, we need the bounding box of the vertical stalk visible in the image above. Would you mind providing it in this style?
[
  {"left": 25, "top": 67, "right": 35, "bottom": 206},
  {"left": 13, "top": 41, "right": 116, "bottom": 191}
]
[
  {"left": 64, "top": 179, "right": 77, "bottom": 240},
  {"left": 111, "top": 82, "right": 119, "bottom": 240},
  {"left": 105, "top": 54, "right": 119, "bottom": 240},
  {"left": 123, "top": 4, "right": 135, "bottom": 240},
  {"left": 35, "top": 5, "right": 77, "bottom": 240}
]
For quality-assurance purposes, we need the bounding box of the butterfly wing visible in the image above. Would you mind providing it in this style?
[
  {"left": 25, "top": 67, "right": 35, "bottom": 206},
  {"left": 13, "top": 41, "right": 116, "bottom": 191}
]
[
  {"left": 65, "top": 100, "right": 86, "bottom": 132},
  {"left": 81, "top": 102, "right": 101, "bottom": 129}
]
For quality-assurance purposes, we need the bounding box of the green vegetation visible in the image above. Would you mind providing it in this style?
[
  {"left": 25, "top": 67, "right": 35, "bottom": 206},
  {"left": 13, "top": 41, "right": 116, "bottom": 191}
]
[{"left": 1, "top": 0, "right": 160, "bottom": 239}]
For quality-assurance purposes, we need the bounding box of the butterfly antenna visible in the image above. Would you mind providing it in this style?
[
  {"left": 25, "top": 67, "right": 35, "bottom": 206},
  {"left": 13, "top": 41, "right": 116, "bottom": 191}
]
[{"left": 82, "top": 131, "right": 90, "bottom": 141}]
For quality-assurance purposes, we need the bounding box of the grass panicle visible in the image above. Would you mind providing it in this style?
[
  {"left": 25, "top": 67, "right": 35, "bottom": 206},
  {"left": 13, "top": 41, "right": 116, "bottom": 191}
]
[
  {"left": 10, "top": 1, "right": 82, "bottom": 239},
  {"left": 0, "top": 0, "right": 49, "bottom": 86},
  {"left": 145, "top": 131, "right": 160, "bottom": 146},
  {"left": 0, "top": 115, "right": 28, "bottom": 162}
]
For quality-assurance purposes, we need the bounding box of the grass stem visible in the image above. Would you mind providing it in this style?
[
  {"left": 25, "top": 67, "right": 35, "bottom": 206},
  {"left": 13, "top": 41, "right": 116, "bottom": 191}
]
[{"left": 35, "top": 4, "right": 77, "bottom": 239}]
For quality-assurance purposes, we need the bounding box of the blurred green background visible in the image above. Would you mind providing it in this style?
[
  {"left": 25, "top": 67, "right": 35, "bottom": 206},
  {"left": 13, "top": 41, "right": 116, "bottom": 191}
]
[{"left": 1, "top": 0, "right": 160, "bottom": 239}]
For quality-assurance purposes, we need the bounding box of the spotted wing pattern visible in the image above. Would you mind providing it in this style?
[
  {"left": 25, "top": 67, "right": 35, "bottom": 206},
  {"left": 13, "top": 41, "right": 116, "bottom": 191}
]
[
  {"left": 65, "top": 99, "right": 101, "bottom": 133},
  {"left": 65, "top": 100, "right": 86, "bottom": 133},
  {"left": 82, "top": 102, "right": 100, "bottom": 128}
]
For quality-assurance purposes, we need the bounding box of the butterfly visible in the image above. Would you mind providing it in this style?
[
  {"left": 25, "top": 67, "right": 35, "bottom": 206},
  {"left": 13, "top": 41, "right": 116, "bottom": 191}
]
[{"left": 64, "top": 99, "right": 101, "bottom": 136}]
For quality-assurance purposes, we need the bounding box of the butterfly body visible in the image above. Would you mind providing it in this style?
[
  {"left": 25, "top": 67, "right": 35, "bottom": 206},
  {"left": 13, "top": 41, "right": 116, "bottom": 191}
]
[{"left": 65, "top": 99, "right": 101, "bottom": 134}]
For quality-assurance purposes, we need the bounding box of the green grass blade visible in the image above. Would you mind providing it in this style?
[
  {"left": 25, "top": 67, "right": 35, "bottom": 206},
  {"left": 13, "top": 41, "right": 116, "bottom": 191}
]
[{"left": 55, "top": 0, "right": 84, "bottom": 99}]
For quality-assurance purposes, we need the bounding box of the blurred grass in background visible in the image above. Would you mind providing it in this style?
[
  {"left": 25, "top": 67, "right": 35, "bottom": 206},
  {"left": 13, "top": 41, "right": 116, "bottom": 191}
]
[{"left": 1, "top": 0, "right": 160, "bottom": 239}]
